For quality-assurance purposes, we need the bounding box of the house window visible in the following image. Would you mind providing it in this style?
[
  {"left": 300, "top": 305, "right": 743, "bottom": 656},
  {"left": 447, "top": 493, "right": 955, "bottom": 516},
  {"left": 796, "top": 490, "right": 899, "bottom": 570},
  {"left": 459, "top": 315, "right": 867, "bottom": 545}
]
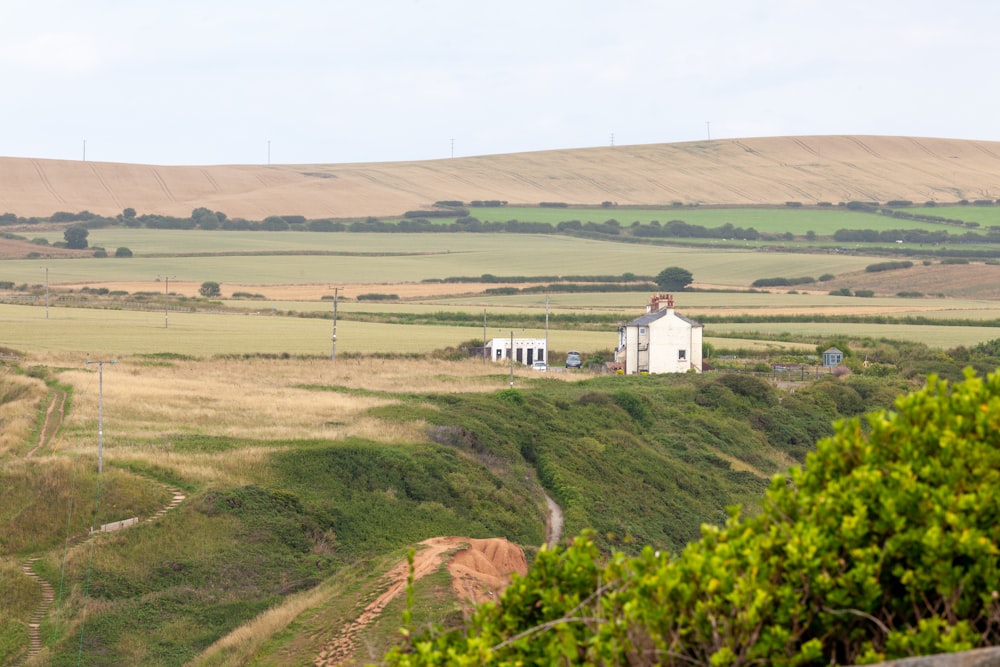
[
  {"left": 678, "top": 349, "right": 687, "bottom": 360},
  {"left": 639, "top": 327, "right": 647, "bottom": 334}
]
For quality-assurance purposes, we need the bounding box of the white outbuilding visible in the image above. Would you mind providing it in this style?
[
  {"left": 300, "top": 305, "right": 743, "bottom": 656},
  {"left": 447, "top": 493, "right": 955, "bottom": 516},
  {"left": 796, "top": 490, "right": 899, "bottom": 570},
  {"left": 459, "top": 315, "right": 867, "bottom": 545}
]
[{"left": 485, "top": 337, "right": 547, "bottom": 366}]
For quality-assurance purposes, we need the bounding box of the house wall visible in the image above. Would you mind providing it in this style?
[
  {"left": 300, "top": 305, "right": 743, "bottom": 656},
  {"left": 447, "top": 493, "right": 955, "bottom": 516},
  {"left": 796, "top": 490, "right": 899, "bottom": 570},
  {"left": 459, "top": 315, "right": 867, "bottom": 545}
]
[{"left": 647, "top": 312, "right": 701, "bottom": 373}]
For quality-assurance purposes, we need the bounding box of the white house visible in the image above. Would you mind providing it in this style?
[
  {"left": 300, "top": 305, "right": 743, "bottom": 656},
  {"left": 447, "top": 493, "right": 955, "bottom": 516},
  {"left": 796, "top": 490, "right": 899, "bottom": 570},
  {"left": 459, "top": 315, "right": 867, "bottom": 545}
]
[
  {"left": 485, "top": 337, "right": 547, "bottom": 366},
  {"left": 615, "top": 294, "right": 703, "bottom": 374}
]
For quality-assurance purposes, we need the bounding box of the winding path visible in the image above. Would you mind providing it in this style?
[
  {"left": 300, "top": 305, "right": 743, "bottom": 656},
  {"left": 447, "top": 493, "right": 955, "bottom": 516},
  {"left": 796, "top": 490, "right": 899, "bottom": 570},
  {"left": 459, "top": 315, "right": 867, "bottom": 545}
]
[{"left": 16, "top": 383, "right": 186, "bottom": 664}]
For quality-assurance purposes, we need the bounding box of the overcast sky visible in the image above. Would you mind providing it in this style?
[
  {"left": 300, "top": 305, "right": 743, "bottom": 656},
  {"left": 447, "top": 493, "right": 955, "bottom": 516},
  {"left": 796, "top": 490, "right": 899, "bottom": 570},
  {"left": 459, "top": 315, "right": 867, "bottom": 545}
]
[{"left": 2, "top": 1, "right": 997, "bottom": 166}]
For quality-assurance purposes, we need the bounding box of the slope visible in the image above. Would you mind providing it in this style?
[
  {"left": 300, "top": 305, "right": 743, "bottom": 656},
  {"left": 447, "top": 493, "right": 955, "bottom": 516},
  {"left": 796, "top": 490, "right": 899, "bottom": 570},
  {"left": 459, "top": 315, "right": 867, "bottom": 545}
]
[{"left": 2, "top": 135, "right": 999, "bottom": 220}]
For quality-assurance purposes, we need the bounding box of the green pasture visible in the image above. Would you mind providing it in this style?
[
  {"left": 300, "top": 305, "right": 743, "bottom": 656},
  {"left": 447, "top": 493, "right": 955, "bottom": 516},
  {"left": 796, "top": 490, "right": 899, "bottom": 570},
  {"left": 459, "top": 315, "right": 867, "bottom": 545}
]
[
  {"left": 0, "top": 303, "right": 612, "bottom": 357},
  {"left": 907, "top": 206, "right": 1000, "bottom": 227},
  {"left": 711, "top": 321, "right": 1000, "bottom": 349},
  {"left": 467, "top": 206, "right": 952, "bottom": 234},
  {"left": 3, "top": 296, "right": 995, "bottom": 358},
  {"left": 5, "top": 232, "right": 880, "bottom": 288},
  {"left": 417, "top": 291, "right": 1000, "bottom": 319}
]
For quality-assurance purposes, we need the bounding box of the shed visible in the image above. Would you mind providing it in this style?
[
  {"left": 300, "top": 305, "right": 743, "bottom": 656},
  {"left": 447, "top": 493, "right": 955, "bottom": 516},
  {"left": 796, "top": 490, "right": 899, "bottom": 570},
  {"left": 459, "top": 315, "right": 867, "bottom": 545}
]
[{"left": 822, "top": 347, "right": 844, "bottom": 367}]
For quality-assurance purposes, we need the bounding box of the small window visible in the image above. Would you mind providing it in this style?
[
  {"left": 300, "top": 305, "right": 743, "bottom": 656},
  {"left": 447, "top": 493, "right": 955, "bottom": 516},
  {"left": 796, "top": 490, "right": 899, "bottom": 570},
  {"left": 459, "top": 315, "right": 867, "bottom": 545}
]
[
  {"left": 639, "top": 327, "right": 647, "bottom": 335},
  {"left": 678, "top": 349, "right": 687, "bottom": 360}
]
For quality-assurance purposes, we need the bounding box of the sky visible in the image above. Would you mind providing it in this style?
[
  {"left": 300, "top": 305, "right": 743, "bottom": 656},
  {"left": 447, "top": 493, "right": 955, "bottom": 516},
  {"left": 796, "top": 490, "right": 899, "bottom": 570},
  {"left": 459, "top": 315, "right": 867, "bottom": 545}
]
[{"left": 2, "top": 0, "right": 998, "bottom": 166}]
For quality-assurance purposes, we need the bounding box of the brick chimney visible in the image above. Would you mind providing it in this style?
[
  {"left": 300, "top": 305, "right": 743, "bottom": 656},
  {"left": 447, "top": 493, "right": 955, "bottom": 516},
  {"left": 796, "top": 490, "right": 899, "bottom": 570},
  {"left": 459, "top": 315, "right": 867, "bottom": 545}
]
[{"left": 647, "top": 293, "right": 674, "bottom": 312}]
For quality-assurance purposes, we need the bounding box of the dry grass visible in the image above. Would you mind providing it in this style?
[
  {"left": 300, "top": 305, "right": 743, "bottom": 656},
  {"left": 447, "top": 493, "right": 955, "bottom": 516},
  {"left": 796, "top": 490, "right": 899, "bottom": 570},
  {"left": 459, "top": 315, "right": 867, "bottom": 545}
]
[
  {"left": 0, "top": 366, "right": 47, "bottom": 456},
  {"left": 43, "top": 355, "right": 560, "bottom": 481}
]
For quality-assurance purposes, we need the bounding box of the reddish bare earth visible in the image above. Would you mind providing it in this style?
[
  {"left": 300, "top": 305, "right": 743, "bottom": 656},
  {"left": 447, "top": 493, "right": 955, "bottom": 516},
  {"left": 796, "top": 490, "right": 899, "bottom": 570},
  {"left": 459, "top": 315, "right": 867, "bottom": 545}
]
[
  {"left": 313, "top": 537, "right": 527, "bottom": 666},
  {"left": 3, "top": 135, "right": 1000, "bottom": 220}
]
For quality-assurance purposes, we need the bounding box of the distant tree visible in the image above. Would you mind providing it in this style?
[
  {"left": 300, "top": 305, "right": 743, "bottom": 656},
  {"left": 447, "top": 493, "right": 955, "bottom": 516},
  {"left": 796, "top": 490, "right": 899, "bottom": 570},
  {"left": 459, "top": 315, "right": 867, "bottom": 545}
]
[
  {"left": 122, "top": 207, "right": 136, "bottom": 221},
  {"left": 261, "top": 216, "right": 290, "bottom": 231},
  {"left": 63, "top": 224, "right": 89, "bottom": 249},
  {"left": 115, "top": 246, "right": 133, "bottom": 258},
  {"left": 199, "top": 281, "right": 221, "bottom": 297},
  {"left": 655, "top": 266, "right": 694, "bottom": 291}
]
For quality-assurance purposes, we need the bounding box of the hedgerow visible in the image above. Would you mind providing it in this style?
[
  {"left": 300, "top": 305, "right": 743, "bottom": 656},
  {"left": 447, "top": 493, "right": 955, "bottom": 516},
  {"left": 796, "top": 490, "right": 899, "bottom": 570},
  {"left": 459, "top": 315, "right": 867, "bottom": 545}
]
[{"left": 383, "top": 369, "right": 1000, "bottom": 666}]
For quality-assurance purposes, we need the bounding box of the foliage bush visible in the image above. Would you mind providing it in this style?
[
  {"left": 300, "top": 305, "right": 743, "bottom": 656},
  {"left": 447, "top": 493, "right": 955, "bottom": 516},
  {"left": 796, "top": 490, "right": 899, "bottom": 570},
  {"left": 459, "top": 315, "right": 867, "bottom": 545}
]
[
  {"left": 199, "top": 281, "right": 221, "bottom": 297},
  {"left": 865, "top": 260, "right": 914, "bottom": 273},
  {"left": 384, "top": 369, "right": 1000, "bottom": 666}
]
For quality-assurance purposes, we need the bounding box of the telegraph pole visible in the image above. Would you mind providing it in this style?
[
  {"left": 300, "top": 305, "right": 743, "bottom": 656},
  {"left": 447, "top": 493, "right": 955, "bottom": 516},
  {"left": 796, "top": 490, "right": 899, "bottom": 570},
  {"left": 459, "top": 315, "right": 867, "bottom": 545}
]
[
  {"left": 43, "top": 267, "right": 49, "bottom": 319},
  {"left": 500, "top": 330, "right": 522, "bottom": 387},
  {"left": 331, "top": 287, "right": 339, "bottom": 361},
  {"left": 509, "top": 329, "right": 514, "bottom": 387},
  {"left": 545, "top": 294, "right": 549, "bottom": 366},
  {"left": 160, "top": 276, "right": 175, "bottom": 328},
  {"left": 85, "top": 360, "right": 116, "bottom": 473}
]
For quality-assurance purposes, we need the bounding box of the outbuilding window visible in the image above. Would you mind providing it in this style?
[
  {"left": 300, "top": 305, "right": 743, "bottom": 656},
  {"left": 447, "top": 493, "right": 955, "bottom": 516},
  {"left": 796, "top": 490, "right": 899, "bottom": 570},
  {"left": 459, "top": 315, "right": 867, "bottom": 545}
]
[{"left": 678, "top": 349, "right": 687, "bottom": 360}]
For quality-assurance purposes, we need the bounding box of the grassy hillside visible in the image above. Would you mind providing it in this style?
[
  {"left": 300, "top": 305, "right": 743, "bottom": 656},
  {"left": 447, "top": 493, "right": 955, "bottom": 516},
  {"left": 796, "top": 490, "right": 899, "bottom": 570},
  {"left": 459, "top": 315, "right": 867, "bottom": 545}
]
[{"left": 0, "top": 355, "right": 913, "bottom": 665}]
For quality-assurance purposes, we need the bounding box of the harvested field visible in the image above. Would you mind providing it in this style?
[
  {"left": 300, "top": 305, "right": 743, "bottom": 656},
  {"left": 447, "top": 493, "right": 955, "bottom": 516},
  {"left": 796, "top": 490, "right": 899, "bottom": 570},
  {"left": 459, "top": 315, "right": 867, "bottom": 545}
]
[{"left": 4, "top": 136, "right": 1000, "bottom": 219}]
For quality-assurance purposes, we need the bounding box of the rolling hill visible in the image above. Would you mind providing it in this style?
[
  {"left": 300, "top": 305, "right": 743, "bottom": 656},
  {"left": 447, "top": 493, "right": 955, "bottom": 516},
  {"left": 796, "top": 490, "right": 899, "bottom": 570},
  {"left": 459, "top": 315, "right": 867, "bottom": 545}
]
[{"left": 3, "top": 135, "right": 1000, "bottom": 220}]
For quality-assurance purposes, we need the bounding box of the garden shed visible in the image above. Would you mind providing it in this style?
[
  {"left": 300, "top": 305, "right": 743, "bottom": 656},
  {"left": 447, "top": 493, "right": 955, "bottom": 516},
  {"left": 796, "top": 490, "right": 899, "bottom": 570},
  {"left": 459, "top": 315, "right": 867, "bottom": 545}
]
[{"left": 822, "top": 347, "right": 844, "bottom": 367}]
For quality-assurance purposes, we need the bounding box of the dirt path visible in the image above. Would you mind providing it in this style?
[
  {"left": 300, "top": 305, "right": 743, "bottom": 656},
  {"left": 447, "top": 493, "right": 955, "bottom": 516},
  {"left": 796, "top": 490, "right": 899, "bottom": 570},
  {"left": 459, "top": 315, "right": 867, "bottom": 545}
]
[
  {"left": 17, "top": 383, "right": 187, "bottom": 664},
  {"left": 25, "top": 387, "right": 66, "bottom": 458},
  {"left": 313, "top": 537, "right": 526, "bottom": 667},
  {"left": 17, "top": 483, "right": 186, "bottom": 663},
  {"left": 545, "top": 492, "right": 564, "bottom": 548}
]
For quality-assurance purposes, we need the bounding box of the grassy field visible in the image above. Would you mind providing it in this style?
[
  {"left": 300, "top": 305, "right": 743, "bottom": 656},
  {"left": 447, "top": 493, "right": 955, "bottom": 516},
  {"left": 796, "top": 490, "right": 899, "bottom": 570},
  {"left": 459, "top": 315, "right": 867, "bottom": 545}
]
[
  {"left": 4, "top": 220, "right": 1000, "bottom": 665},
  {"left": 907, "top": 205, "right": 1000, "bottom": 226},
  {"left": 6, "top": 231, "right": 881, "bottom": 290}
]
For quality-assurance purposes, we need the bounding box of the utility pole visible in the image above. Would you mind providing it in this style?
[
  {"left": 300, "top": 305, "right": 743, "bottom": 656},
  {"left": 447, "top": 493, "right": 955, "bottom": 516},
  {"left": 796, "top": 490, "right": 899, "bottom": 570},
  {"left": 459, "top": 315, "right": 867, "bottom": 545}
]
[
  {"left": 500, "top": 330, "right": 522, "bottom": 387},
  {"left": 509, "top": 329, "right": 514, "bottom": 388},
  {"left": 85, "top": 360, "right": 116, "bottom": 473},
  {"left": 160, "top": 276, "right": 175, "bottom": 328},
  {"left": 330, "top": 287, "right": 339, "bottom": 361},
  {"left": 43, "top": 267, "right": 49, "bottom": 319},
  {"left": 482, "top": 308, "right": 487, "bottom": 363},
  {"left": 706, "top": 121, "right": 711, "bottom": 141},
  {"left": 545, "top": 294, "right": 549, "bottom": 366}
]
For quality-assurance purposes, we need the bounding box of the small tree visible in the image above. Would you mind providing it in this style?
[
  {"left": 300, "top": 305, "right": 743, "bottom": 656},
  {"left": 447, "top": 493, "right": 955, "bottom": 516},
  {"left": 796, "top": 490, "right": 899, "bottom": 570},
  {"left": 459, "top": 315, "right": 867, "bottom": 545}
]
[
  {"left": 199, "top": 281, "right": 221, "bottom": 297},
  {"left": 63, "top": 224, "right": 89, "bottom": 249},
  {"left": 115, "top": 247, "right": 133, "bottom": 258},
  {"left": 655, "top": 266, "right": 693, "bottom": 291}
]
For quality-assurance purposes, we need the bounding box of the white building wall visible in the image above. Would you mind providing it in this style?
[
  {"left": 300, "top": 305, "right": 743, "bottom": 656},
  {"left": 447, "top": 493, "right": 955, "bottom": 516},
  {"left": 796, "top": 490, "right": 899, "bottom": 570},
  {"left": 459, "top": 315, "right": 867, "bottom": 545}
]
[
  {"left": 618, "top": 308, "right": 703, "bottom": 374},
  {"left": 487, "top": 337, "right": 547, "bottom": 366},
  {"left": 648, "top": 311, "right": 694, "bottom": 373}
]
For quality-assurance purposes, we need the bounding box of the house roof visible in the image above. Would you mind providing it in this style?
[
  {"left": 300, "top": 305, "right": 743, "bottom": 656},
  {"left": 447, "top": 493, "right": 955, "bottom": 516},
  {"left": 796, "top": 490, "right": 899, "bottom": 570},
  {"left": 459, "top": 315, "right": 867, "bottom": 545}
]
[{"left": 626, "top": 309, "right": 703, "bottom": 328}]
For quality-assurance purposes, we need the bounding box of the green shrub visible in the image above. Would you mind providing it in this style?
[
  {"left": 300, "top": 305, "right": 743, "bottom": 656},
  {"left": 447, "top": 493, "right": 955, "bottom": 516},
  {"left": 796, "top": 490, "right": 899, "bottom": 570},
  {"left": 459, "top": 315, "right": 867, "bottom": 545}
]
[
  {"left": 865, "top": 260, "right": 913, "bottom": 273},
  {"left": 385, "top": 369, "right": 1000, "bottom": 666}
]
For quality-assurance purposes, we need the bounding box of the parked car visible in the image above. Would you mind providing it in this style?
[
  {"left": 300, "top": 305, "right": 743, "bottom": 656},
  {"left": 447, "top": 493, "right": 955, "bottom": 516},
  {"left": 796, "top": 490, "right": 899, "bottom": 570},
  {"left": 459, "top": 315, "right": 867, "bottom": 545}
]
[
  {"left": 531, "top": 360, "right": 548, "bottom": 371},
  {"left": 565, "top": 351, "right": 582, "bottom": 368}
]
